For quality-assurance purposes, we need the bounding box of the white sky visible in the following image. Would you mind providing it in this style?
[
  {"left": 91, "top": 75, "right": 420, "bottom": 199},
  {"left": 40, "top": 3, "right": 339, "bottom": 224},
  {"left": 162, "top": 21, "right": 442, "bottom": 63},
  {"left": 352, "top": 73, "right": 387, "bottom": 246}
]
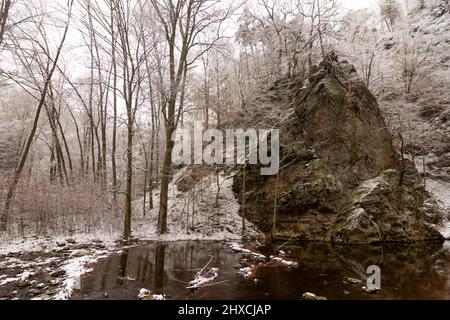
[{"left": 341, "top": 0, "right": 378, "bottom": 9}]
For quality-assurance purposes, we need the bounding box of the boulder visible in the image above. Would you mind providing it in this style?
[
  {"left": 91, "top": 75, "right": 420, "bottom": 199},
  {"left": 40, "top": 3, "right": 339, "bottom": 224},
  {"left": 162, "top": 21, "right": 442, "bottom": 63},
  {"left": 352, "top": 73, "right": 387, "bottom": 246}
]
[
  {"left": 234, "top": 52, "right": 444, "bottom": 244},
  {"left": 333, "top": 170, "right": 442, "bottom": 244}
]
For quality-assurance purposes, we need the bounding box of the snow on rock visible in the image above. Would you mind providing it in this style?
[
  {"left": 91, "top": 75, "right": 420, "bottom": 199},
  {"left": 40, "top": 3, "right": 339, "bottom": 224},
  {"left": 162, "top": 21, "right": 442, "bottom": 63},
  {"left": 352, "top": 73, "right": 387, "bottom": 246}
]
[
  {"left": 270, "top": 256, "right": 299, "bottom": 268},
  {"left": 0, "top": 277, "right": 19, "bottom": 287},
  {"left": 229, "top": 243, "right": 267, "bottom": 261},
  {"left": 302, "top": 292, "right": 327, "bottom": 301},
  {"left": 16, "top": 270, "right": 35, "bottom": 280},
  {"left": 238, "top": 267, "right": 254, "bottom": 278},
  {"left": 0, "top": 234, "right": 117, "bottom": 257},
  {"left": 138, "top": 288, "right": 151, "bottom": 299},
  {"left": 138, "top": 288, "right": 166, "bottom": 300}
]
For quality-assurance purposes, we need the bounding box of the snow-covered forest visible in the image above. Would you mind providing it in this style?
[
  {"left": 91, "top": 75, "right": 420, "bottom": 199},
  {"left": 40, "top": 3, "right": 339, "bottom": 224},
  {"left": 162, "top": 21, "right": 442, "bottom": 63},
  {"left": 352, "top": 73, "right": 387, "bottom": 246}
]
[{"left": 0, "top": 0, "right": 450, "bottom": 301}]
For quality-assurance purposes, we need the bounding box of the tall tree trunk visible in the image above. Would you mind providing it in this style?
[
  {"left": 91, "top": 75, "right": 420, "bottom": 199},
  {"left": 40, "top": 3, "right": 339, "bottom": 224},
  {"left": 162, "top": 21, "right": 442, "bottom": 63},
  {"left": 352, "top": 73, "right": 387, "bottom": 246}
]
[
  {"left": 110, "top": 0, "right": 118, "bottom": 217},
  {"left": 157, "top": 124, "right": 174, "bottom": 234},
  {"left": 241, "top": 163, "right": 246, "bottom": 238},
  {"left": 123, "top": 113, "right": 133, "bottom": 239},
  {"left": 0, "top": 0, "right": 11, "bottom": 47}
]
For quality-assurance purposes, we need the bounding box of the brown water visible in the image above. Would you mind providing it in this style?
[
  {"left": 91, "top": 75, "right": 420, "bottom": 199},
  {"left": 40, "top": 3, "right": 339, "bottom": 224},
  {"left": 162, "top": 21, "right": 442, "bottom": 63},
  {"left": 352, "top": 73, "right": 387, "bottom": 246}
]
[{"left": 72, "top": 241, "right": 450, "bottom": 300}]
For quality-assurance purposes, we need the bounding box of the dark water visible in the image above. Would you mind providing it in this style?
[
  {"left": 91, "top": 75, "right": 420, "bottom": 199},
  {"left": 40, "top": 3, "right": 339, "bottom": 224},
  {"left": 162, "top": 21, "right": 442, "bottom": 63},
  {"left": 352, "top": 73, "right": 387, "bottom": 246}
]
[{"left": 72, "top": 241, "right": 450, "bottom": 300}]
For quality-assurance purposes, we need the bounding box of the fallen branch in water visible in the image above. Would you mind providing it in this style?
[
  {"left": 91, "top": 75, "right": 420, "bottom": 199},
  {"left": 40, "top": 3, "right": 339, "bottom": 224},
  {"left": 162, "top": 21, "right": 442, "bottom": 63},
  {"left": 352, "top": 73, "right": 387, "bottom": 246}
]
[
  {"left": 191, "top": 280, "right": 229, "bottom": 289},
  {"left": 276, "top": 242, "right": 289, "bottom": 251},
  {"left": 186, "top": 256, "right": 219, "bottom": 290}
]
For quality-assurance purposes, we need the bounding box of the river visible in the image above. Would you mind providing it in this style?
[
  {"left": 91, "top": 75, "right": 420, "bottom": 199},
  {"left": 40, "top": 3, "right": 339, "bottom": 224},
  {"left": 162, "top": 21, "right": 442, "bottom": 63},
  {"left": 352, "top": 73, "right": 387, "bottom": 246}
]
[{"left": 72, "top": 240, "right": 450, "bottom": 300}]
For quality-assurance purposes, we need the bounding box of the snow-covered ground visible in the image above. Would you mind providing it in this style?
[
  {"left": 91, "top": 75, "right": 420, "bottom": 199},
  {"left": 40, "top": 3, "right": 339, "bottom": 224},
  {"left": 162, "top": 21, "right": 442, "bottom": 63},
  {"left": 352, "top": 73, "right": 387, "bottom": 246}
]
[
  {"left": 130, "top": 169, "right": 264, "bottom": 242},
  {"left": 427, "top": 178, "right": 450, "bottom": 239}
]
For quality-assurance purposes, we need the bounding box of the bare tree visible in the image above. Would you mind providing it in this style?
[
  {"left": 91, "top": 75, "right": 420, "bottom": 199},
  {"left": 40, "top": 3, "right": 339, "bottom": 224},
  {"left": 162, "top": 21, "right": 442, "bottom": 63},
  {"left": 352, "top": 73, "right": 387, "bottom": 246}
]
[
  {"left": 150, "top": 0, "right": 232, "bottom": 234},
  {"left": 379, "top": 0, "right": 401, "bottom": 32},
  {"left": 398, "top": 34, "right": 429, "bottom": 94},
  {"left": 0, "top": 0, "right": 12, "bottom": 47},
  {"left": 1, "top": 0, "right": 74, "bottom": 232}
]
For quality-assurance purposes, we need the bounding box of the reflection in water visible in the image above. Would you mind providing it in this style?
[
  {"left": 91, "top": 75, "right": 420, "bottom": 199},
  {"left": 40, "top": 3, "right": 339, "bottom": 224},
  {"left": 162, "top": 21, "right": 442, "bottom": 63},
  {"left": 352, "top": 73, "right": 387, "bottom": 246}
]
[
  {"left": 118, "top": 250, "right": 128, "bottom": 279},
  {"left": 72, "top": 241, "right": 450, "bottom": 300},
  {"left": 154, "top": 244, "right": 166, "bottom": 290}
]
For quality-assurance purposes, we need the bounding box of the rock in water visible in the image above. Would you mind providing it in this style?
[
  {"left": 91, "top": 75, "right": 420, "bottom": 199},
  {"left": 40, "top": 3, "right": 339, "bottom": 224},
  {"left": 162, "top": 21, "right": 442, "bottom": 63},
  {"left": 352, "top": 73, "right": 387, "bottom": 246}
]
[
  {"left": 138, "top": 288, "right": 151, "bottom": 300},
  {"left": 234, "top": 52, "right": 444, "bottom": 244},
  {"left": 333, "top": 170, "right": 442, "bottom": 243},
  {"left": 362, "top": 286, "right": 380, "bottom": 295},
  {"left": 302, "top": 292, "right": 327, "bottom": 301}
]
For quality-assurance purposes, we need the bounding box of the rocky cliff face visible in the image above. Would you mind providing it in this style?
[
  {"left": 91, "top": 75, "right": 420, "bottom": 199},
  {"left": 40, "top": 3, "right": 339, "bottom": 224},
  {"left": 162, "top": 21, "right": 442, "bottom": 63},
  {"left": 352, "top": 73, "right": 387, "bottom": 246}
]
[{"left": 234, "top": 53, "right": 444, "bottom": 244}]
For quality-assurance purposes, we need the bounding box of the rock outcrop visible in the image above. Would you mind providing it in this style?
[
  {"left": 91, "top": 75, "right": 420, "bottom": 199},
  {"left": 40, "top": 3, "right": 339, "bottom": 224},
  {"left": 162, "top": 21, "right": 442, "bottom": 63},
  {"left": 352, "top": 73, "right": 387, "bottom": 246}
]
[{"left": 234, "top": 53, "right": 444, "bottom": 245}]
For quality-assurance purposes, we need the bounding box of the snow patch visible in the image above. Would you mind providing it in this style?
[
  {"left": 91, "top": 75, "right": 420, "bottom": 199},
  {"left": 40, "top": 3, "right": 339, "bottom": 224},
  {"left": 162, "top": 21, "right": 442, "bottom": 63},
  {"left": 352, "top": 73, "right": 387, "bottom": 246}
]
[
  {"left": 229, "top": 243, "right": 267, "bottom": 260},
  {"left": 238, "top": 267, "right": 253, "bottom": 278},
  {"left": 138, "top": 288, "right": 166, "bottom": 300},
  {"left": 131, "top": 171, "right": 264, "bottom": 242},
  {"left": 270, "top": 256, "right": 299, "bottom": 267},
  {"left": 0, "top": 277, "right": 19, "bottom": 287}
]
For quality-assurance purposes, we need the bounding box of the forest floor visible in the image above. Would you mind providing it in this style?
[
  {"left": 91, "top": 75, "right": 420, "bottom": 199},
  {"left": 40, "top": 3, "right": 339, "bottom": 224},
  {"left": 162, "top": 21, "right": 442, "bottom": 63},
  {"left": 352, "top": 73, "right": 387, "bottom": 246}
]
[
  {"left": 379, "top": 94, "right": 450, "bottom": 239},
  {"left": 130, "top": 169, "right": 263, "bottom": 242}
]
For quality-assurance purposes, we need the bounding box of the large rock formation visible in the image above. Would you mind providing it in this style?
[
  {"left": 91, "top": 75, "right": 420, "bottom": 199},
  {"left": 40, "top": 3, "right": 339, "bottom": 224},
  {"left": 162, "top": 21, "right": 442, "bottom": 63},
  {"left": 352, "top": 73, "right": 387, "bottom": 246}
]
[{"left": 234, "top": 53, "right": 444, "bottom": 244}]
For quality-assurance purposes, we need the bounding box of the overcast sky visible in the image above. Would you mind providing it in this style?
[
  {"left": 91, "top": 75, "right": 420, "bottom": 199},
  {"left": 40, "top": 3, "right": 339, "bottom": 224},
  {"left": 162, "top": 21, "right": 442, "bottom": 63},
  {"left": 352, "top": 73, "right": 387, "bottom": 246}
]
[{"left": 341, "top": 0, "right": 378, "bottom": 9}]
